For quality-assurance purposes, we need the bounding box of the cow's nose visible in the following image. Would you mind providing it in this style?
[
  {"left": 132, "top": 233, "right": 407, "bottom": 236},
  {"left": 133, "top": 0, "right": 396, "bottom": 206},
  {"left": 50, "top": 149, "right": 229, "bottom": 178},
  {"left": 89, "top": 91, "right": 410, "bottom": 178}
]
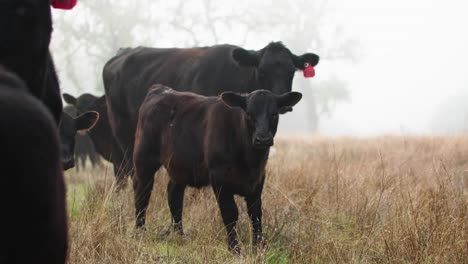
[
  {"left": 254, "top": 135, "right": 273, "bottom": 148},
  {"left": 62, "top": 158, "right": 74, "bottom": 171}
]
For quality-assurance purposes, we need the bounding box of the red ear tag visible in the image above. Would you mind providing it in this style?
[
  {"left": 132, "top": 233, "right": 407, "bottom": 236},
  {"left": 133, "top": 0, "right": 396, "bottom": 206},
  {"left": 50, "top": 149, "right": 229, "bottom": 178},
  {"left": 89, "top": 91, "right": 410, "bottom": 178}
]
[
  {"left": 50, "top": 0, "right": 77, "bottom": 10},
  {"left": 303, "top": 62, "right": 315, "bottom": 78}
]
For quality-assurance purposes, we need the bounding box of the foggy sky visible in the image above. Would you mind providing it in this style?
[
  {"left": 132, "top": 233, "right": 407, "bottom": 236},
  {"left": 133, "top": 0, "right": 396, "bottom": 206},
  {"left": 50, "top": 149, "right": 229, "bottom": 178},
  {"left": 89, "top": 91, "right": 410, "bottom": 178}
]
[
  {"left": 52, "top": 0, "right": 468, "bottom": 136},
  {"left": 319, "top": 0, "right": 468, "bottom": 135}
]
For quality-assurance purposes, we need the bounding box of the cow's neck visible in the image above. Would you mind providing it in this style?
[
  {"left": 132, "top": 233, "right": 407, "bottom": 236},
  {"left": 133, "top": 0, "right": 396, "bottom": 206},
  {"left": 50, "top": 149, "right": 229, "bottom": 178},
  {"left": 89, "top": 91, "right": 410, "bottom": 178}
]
[{"left": 245, "top": 69, "right": 262, "bottom": 92}]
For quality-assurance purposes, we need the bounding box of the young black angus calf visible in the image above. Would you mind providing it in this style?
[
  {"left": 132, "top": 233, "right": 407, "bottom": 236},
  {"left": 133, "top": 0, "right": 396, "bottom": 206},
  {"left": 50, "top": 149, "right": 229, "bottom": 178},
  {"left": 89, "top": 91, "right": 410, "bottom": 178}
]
[
  {"left": 133, "top": 85, "right": 302, "bottom": 253},
  {"left": 0, "top": 67, "right": 68, "bottom": 263}
]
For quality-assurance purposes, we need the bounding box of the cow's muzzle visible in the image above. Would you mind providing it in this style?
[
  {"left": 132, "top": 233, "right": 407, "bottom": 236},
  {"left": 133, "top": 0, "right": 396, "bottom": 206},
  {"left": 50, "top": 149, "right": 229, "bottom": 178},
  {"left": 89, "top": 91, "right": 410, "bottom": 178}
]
[
  {"left": 253, "top": 135, "right": 273, "bottom": 149},
  {"left": 61, "top": 157, "right": 74, "bottom": 171}
]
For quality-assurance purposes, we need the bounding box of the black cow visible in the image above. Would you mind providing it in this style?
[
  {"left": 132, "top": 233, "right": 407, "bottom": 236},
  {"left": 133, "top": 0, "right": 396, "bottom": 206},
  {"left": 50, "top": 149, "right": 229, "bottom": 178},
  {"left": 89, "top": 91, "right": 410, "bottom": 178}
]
[
  {"left": 104, "top": 42, "right": 319, "bottom": 180},
  {"left": 59, "top": 110, "right": 99, "bottom": 171},
  {"left": 133, "top": 84, "right": 302, "bottom": 253},
  {"left": 0, "top": 0, "right": 62, "bottom": 124},
  {"left": 0, "top": 66, "right": 68, "bottom": 263},
  {"left": 63, "top": 93, "right": 130, "bottom": 188},
  {"left": 63, "top": 105, "right": 102, "bottom": 171}
]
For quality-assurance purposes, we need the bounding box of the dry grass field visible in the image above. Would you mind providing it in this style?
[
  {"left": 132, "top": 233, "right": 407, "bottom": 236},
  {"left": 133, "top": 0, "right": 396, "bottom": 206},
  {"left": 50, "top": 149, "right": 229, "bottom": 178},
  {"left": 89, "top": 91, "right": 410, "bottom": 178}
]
[{"left": 64, "top": 136, "right": 467, "bottom": 263}]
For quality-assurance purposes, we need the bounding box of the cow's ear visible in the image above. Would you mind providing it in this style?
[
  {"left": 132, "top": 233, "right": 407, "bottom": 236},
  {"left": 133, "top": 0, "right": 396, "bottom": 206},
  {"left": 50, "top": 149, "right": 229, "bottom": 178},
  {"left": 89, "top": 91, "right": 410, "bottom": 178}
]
[
  {"left": 221, "top": 92, "right": 247, "bottom": 110},
  {"left": 293, "top": 53, "right": 319, "bottom": 70},
  {"left": 63, "top": 93, "right": 77, "bottom": 106},
  {"left": 75, "top": 111, "right": 99, "bottom": 134},
  {"left": 277, "top": 92, "right": 302, "bottom": 114},
  {"left": 232, "top": 48, "right": 260, "bottom": 67}
]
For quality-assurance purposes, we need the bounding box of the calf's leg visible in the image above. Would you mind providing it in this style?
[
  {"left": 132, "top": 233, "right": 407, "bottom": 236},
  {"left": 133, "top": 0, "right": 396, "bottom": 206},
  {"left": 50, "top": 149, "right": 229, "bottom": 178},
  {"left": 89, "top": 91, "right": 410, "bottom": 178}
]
[
  {"left": 212, "top": 184, "right": 240, "bottom": 253},
  {"left": 245, "top": 177, "right": 265, "bottom": 246},
  {"left": 167, "top": 181, "right": 186, "bottom": 234},
  {"left": 133, "top": 162, "right": 160, "bottom": 229}
]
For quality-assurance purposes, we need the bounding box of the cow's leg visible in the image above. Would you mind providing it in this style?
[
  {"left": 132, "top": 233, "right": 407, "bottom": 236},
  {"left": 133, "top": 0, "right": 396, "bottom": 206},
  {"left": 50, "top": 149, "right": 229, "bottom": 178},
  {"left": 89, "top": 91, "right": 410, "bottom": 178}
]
[
  {"left": 80, "top": 155, "right": 86, "bottom": 170},
  {"left": 167, "top": 180, "right": 186, "bottom": 235},
  {"left": 112, "top": 148, "right": 132, "bottom": 191},
  {"left": 106, "top": 100, "right": 136, "bottom": 177},
  {"left": 245, "top": 176, "right": 265, "bottom": 246},
  {"left": 113, "top": 162, "right": 127, "bottom": 191},
  {"left": 133, "top": 161, "right": 159, "bottom": 229},
  {"left": 133, "top": 137, "right": 161, "bottom": 229},
  {"left": 211, "top": 177, "right": 240, "bottom": 254}
]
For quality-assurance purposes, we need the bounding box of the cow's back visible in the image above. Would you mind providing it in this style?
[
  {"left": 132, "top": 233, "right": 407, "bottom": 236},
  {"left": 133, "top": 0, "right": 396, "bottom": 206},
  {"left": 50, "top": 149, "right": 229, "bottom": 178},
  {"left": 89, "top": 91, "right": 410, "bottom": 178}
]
[
  {"left": 104, "top": 45, "right": 255, "bottom": 116},
  {"left": 137, "top": 86, "right": 221, "bottom": 186}
]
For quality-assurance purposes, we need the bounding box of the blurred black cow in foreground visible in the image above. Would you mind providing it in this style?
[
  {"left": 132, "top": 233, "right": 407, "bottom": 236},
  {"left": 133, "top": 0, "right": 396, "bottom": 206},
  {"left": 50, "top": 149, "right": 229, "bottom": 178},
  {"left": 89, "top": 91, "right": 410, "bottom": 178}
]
[
  {"left": 63, "top": 105, "right": 102, "bottom": 170},
  {"left": 133, "top": 85, "right": 302, "bottom": 253},
  {"left": 0, "top": 67, "right": 68, "bottom": 264},
  {"left": 63, "top": 93, "right": 129, "bottom": 188},
  {"left": 0, "top": 1, "right": 69, "bottom": 262},
  {"left": 104, "top": 42, "right": 319, "bottom": 186},
  {"left": 0, "top": 0, "right": 62, "bottom": 124}
]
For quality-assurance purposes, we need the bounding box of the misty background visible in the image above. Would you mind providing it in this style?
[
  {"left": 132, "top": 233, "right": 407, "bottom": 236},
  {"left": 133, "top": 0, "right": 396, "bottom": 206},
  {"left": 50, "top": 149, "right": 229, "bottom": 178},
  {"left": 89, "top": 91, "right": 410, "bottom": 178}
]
[{"left": 50, "top": 0, "right": 468, "bottom": 136}]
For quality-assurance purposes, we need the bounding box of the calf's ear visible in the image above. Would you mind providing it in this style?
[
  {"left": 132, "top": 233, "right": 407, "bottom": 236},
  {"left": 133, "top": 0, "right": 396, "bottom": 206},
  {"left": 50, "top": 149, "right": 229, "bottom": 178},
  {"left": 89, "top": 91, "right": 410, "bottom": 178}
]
[
  {"left": 221, "top": 92, "right": 247, "bottom": 110},
  {"left": 75, "top": 111, "right": 99, "bottom": 134},
  {"left": 232, "top": 48, "right": 260, "bottom": 67},
  {"left": 63, "top": 93, "right": 77, "bottom": 106},
  {"left": 277, "top": 92, "right": 302, "bottom": 112},
  {"left": 292, "top": 53, "right": 320, "bottom": 69}
]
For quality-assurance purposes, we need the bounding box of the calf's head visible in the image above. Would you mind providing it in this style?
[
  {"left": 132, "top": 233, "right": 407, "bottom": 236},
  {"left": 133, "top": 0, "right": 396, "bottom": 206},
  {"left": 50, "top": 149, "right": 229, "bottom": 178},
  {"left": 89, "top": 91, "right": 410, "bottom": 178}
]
[
  {"left": 232, "top": 42, "right": 319, "bottom": 96},
  {"left": 63, "top": 93, "right": 102, "bottom": 114},
  {"left": 222, "top": 90, "right": 302, "bottom": 149},
  {"left": 59, "top": 111, "right": 99, "bottom": 170}
]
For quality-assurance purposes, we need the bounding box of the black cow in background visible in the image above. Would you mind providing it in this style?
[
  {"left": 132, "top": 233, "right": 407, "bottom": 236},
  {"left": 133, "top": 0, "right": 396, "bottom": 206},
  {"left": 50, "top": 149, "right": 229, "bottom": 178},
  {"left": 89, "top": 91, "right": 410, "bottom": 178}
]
[
  {"left": 0, "top": 66, "right": 68, "bottom": 263},
  {"left": 59, "top": 108, "right": 99, "bottom": 170},
  {"left": 104, "top": 41, "right": 319, "bottom": 182},
  {"left": 63, "top": 105, "right": 102, "bottom": 170},
  {"left": 63, "top": 93, "right": 130, "bottom": 189},
  {"left": 133, "top": 85, "right": 302, "bottom": 253}
]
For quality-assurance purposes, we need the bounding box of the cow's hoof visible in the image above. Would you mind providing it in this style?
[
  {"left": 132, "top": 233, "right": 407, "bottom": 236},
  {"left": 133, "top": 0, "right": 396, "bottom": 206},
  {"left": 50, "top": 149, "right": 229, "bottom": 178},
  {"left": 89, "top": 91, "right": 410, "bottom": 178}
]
[
  {"left": 135, "top": 222, "right": 147, "bottom": 232},
  {"left": 158, "top": 224, "right": 185, "bottom": 240},
  {"left": 228, "top": 240, "right": 241, "bottom": 255},
  {"left": 254, "top": 235, "right": 267, "bottom": 250}
]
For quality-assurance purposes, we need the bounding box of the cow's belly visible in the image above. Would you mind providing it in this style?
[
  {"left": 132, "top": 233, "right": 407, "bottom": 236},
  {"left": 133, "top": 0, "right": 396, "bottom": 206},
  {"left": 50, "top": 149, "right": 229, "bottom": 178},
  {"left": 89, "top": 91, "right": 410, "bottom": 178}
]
[{"left": 164, "top": 153, "right": 209, "bottom": 188}]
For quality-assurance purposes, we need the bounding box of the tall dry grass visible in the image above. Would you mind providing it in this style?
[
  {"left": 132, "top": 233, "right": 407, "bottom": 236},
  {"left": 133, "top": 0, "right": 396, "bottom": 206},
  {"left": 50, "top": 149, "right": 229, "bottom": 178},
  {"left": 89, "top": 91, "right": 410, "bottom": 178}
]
[{"left": 65, "top": 136, "right": 467, "bottom": 263}]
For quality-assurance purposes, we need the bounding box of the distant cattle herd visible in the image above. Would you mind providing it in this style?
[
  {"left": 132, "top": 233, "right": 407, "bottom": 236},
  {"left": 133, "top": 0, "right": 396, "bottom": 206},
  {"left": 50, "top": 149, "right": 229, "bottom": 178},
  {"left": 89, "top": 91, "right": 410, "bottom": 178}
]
[{"left": 0, "top": 0, "right": 319, "bottom": 261}]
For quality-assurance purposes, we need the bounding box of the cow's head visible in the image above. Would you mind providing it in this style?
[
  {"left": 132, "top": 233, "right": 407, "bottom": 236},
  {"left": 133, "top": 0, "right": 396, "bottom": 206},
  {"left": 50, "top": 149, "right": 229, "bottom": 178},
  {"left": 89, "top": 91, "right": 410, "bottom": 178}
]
[
  {"left": 221, "top": 90, "right": 302, "bottom": 149},
  {"left": 232, "top": 42, "right": 319, "bottom": 97},
  {"left": 59, "top": 111, "right": 99, "bottom": 170},
  {"left": 63, "top": 93, "right": 102, "bottom": 114},
  {"left": 0, "top": 0, "right": 52, "bottom": 69}
]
